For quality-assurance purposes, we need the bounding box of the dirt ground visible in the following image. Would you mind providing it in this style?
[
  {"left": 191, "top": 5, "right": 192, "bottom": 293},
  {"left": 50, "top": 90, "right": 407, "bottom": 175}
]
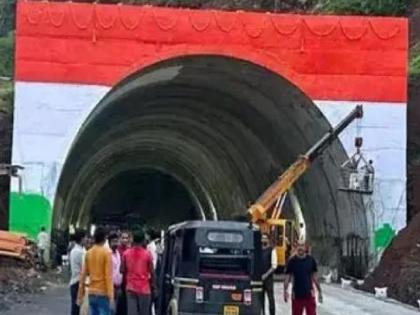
[
  {"left": 0, "top": 256, "right": 66, "bottom": 313},
  {"left": 2, "top": 284, "right": 69, "bottom": 315}
]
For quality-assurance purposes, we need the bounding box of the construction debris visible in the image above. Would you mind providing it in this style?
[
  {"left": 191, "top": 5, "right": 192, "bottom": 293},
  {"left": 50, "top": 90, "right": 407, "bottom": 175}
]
[
  {"left": 0, "top": 230, "right": 32, "bottom": 261},
  {"left": 0, "top": 256, "right": 38, "bottom": 312},
  {"left": 0, "top": 254, "right": 64, "bottom": 312},
  {"left": 0, "top": 231, "right": 43, "bottom": 311},
  {"left": 362, "top": 212, "right": 420, "bottom": 307}
]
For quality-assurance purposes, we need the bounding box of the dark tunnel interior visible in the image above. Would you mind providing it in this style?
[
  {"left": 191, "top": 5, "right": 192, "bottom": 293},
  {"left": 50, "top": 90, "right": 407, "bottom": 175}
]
[
  {"left": 90, "top": 169, "right": 199, "bottom": 229},
  {"left": 53, "top": 55, "right": 368, "bottom": 275}
]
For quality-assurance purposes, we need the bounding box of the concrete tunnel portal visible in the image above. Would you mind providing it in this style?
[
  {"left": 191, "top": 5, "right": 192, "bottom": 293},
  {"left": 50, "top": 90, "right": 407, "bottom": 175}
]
[{"left": 53, "top": 56, "right": 369, "bottom": 275}]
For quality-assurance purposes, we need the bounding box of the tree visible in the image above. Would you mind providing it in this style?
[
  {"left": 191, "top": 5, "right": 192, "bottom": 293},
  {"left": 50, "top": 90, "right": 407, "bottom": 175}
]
[{"left": 0, "top": 0, "right": 16, "bottom": 37}]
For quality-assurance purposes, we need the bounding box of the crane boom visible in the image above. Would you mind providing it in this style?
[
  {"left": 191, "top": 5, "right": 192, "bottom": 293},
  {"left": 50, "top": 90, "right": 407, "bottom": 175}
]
[{"left": 248, "top": 105, "right": 363, "bottom": 223}]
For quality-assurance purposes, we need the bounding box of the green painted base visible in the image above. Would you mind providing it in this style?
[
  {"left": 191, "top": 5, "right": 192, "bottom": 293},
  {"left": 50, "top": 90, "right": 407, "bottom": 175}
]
[
  {"left": 9, "top": 192, "right": 52, "bottom": 240},
  {"left": 374, "top": 223, "right": 396, "bottom": 250}
]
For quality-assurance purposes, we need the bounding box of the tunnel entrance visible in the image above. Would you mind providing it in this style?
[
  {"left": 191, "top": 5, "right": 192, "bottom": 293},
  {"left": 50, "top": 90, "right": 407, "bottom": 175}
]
[
  {"left": 90, "top": 169, "right": 199, "bottom": 229},
  {"left": 53, "top": 55, "right": 368, "bottom": 275}
]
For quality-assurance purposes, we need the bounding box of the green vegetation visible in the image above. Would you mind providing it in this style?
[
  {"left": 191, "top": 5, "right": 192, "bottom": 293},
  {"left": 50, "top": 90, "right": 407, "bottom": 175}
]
[
  {"left": 0, "top": 32, "right": 13, "bottom": 78},
  {"left": 0, "top": 80, "right": 13, "bottom": 113},
  {"left": 410, "top": 54, "right": 420, "bottom": 76},
  {"left": 0, "top": 0, "right": 16, "bottom": 37},
  {"left": 0, "top": 28, "right": 14, "bottom": 112},
  {"left": 410, "top": 43, "right": 420, "bottom": 78},
  {"left": 318, "top": 0, "right": 407, "bottom": 16}
]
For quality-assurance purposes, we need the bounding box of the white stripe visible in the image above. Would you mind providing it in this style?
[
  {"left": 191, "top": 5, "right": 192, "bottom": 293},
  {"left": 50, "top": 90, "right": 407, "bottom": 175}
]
[
  {"left": 11, "top": 83, "right": 407, "bottom": 231},
  {"left": 12, "top": 82, "right": 110, "bottom": 200}
]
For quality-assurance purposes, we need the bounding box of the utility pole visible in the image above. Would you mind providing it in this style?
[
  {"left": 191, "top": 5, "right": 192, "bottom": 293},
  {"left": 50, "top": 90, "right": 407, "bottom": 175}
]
[
  {"left": 0, "top": 164, "right": 24, "bottom": 193},
  {"left": 0, "top": 164, "right": 23, "bottom": 230},
  {"left": 274, "top": 0, "right": 280, "bottom": 12}
]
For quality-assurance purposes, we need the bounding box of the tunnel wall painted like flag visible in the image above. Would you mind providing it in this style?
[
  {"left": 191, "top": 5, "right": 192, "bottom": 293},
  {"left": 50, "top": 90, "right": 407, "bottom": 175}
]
[{"left": 11, "top": 1, "right": 407, "bottom": 244}]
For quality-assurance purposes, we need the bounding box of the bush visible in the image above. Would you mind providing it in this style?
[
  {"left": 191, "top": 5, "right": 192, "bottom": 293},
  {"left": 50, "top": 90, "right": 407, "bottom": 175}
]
[
  {"left": 410, "top": 53, "right": 420, "bottom": 77},
  {"left": 0, "top": 80, "right": 13, "bottom": 110},
  {"left": 0, "top": 0, "right": 16, "bottom": 37},
  {"left": 0, "top": 33, "right": 14, "bottom": 78},
  {"left": 318, "top": 0, "right": 407, "bottom": 16}
]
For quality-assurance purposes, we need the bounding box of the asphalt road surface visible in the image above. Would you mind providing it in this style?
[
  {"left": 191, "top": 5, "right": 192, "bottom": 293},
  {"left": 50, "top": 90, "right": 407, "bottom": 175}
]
[{"left": 3, "top": 284, "right": 419, "bottom": 315}]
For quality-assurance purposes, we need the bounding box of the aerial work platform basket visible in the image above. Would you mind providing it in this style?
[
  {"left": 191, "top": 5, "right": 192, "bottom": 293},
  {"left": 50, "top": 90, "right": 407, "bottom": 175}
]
[{"left": 339, "top": 137, "right": 374, "bottom": 195}]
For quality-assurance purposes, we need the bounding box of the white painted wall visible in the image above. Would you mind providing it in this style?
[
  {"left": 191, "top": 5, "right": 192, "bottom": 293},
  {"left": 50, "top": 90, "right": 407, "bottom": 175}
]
[
  {"left": 11, "top": 82, "right": 407, "bottom": 234},
  {"left": 12, "top": 82, "right": 110, "bottom": 201}
]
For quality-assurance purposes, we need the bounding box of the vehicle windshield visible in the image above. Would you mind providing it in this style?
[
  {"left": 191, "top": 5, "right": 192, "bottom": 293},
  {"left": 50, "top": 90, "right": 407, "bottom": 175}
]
[{"left": 198, "top": 247, "right": 253, "bottom": 279}]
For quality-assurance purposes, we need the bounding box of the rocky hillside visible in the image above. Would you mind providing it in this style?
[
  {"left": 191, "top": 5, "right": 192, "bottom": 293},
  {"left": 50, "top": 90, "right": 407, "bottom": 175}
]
[
  {"left": 408, "top": 2, "right": 420, "bottom": 222},
  {"left": 363, "top": 212, "right": 420, "bottom": 306}
]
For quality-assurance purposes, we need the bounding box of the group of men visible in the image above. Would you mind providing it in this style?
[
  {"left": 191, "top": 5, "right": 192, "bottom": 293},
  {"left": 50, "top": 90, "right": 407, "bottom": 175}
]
[
  {"left": 261, "top": 234, "right": 322, "bottom": 315},
  {"left": 69, "top": 226, "right": 158, "bottom": 315},
  {"left": 63, "top": 223, "right": 320, "bottom": 315}
]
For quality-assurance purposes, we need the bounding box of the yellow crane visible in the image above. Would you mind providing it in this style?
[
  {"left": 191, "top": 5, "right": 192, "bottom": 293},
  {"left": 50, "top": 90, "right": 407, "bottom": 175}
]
[{"left": 248, "top": 105, "right": 364, "bottom": 268}]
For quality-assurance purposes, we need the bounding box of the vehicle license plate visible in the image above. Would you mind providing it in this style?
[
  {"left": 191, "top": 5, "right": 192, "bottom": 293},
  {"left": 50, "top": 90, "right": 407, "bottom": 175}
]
[{"left": 224, "top": 305, "right": 239, "bottom": 315}]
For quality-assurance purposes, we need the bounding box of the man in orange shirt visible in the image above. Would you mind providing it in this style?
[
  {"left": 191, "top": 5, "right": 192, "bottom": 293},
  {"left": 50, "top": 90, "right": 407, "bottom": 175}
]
[{"left": 78, "top": 226, "right": 115, "bottom": 315}]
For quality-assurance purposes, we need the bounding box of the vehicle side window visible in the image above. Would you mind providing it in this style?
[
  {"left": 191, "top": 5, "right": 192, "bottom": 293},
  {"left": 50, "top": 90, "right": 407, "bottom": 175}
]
[
  {"left": 161, "top": 237, "right": 171, "bottom": 276},
  {"left": 170, "top": 235, "right": 181, "bottom": 277},
  {"left": 182, "top": 229, "right": 196, "bottom": 263}
]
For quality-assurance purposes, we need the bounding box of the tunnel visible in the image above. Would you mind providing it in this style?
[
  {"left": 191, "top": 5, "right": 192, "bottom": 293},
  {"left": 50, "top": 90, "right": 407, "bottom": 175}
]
[
  {"left": 90, "top": 169, "right": 199, "bottom": 228},
  {"left": 53, "top": 55, "right": 368, "bottom": 275}
]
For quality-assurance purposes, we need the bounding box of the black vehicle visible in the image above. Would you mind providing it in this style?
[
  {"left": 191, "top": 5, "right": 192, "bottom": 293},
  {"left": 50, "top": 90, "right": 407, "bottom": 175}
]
[{"left": 156, "top": 221, "right": 264, "bottom": 315}]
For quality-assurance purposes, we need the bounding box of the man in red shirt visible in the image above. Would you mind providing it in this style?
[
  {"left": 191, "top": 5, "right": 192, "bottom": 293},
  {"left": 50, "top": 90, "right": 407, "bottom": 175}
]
[{"left": 121, "top": 229, "right": 156, "bottom": 315}]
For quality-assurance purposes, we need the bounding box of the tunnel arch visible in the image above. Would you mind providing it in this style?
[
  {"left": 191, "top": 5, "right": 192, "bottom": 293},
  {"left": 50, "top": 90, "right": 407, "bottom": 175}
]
[{"left": 53, "top": 55, "right": 368, "bottom": 271}]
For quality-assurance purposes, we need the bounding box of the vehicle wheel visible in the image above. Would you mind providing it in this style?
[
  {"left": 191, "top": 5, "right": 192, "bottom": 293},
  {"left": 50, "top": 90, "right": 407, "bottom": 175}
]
[{"left": 167, "top": 299, "right": 178, "bottom": 315}]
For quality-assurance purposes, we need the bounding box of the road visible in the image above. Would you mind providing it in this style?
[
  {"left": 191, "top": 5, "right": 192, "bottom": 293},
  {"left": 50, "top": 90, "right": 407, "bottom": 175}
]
[
  {"left": 3, "top": 284, "right": 419, "bottom": 315},
  {"left": 276, "top": 285, "right": 419, "bottom": 315}
]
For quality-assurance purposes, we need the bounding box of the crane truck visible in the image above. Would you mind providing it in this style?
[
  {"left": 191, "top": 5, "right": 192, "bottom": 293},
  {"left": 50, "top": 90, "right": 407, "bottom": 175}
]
[{"left": 247, "top": 105, "right": 364, "bottom": 269}]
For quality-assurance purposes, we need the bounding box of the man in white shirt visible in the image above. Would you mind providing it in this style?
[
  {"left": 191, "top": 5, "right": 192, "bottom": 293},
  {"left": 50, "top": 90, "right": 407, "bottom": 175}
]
[
  {"left": 147, "top": 239, "right": 158, "bottom": 269},
  {"left": 69, "top": 230, "right": 87, "bottom": 315},
  {"left": 147, "top": 229, "right": 161, "bottom": 270},
  {"left": 146, "top": 230, "right": 160, "bottom": 315},
  {"left": 37, "top": 226, "right": 49, "bottom": 270}
]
